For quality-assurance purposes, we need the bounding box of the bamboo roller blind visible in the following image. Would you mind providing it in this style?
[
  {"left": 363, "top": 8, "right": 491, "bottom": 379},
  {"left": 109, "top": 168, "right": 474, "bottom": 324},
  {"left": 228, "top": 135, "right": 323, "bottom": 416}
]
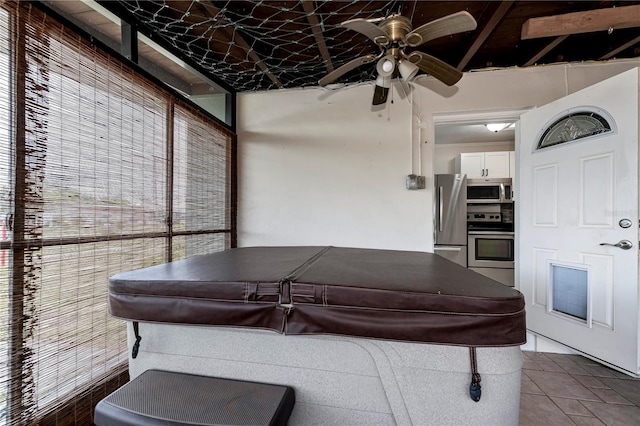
[{"left": 0, "top": 2, "right": 235, "bottom": 424}]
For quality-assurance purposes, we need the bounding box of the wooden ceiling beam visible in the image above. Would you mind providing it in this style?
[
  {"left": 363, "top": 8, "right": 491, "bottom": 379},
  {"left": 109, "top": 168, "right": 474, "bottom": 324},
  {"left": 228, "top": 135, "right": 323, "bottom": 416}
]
[
  {"left": 301, "top": 0, "right": 334, "bottom": 73},
  {"left": 522, "top": 5, "right": 640, "bottom": 40},
  {"left": 200, "top": 1, "right": 283, "bottom": 89},
  {"left": 599, "top": 35, "right": 640, "bottom": 60},
  {"left": 523, "top": 35, "right": 568, "bottom": 67},
  {"left": 457, "top": 1, "right": 514, "bottom": 71}
]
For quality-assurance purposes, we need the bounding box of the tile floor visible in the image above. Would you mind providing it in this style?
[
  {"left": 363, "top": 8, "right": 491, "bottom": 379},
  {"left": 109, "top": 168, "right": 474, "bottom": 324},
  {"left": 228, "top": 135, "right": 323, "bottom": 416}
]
[{"left": 520, "top": 351, "right": 640, "bottom": 425}]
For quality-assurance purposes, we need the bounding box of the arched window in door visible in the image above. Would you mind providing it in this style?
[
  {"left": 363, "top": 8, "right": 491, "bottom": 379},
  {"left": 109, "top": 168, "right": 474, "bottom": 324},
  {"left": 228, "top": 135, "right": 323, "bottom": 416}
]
[{"left": 536, "top": 107, "right": 615, "bottom": 151}]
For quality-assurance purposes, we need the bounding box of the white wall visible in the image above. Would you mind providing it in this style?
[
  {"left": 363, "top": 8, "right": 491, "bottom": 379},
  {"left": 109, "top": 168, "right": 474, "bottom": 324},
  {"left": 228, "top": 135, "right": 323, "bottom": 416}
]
[
  {"left": 237, "top": 83, "right": 430, "bottom": 250},
  {"left": 237, "top": 59, "right": 640, "bottom": 251}
]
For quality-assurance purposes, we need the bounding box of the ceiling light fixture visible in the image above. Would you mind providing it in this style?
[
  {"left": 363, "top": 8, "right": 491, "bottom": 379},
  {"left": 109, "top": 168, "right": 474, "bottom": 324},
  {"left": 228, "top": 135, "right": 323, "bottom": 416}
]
[
  {"left": 486, "top": 123, "right": 512, "bottom": 133},
  {"left": 375, "top": 74, "right": 391, "bottom": 88},
  {"left": 398, "top": 60, "right": 419, "bottom": 82},
  {"left": 398, "top": 60, "right": 420, "bottom": 83},
  {"left": 376, "top": 55, "right": 396, "bottom": 77}
]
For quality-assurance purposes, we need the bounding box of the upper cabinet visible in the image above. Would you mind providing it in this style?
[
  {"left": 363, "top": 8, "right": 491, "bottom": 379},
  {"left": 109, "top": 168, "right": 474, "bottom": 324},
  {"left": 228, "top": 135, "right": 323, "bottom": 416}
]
[{"left": 455, "top": 151, "right": 512, "bottom": 179}]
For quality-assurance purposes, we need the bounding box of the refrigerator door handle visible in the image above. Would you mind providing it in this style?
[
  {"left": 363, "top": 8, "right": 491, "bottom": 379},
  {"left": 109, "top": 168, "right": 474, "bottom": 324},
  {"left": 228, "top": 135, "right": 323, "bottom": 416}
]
[{"left": 439, "top": 186, "right": 444, "bottom": 232}]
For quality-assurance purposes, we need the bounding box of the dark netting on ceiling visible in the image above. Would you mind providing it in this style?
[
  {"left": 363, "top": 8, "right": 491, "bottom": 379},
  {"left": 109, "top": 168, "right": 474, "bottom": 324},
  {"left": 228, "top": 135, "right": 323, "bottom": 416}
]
[{"left": 110, "top": 0, "right": 408, "bottom": 92}]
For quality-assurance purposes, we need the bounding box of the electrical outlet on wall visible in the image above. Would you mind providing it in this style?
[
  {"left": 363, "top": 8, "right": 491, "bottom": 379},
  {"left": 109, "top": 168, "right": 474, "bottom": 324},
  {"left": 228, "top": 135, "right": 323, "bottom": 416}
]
[{"left": 406, "top": 174, "right": 426, "bottom": 190}]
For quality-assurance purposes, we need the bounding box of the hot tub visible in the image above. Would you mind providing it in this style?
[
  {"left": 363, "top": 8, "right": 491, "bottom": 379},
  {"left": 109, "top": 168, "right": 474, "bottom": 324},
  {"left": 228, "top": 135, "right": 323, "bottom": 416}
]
[{"left": 109, "top": 246, "right": 526, "bottom": 425}]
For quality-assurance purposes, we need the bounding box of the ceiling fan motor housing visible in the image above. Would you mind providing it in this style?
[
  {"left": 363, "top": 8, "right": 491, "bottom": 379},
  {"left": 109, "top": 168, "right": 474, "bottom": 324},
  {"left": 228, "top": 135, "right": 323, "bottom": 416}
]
[
  {"left": 378, "top": 15, "right": 413, "bottom": 46},
  {"left": 376, "top": 17, "right": 417, "bottom": 71}
]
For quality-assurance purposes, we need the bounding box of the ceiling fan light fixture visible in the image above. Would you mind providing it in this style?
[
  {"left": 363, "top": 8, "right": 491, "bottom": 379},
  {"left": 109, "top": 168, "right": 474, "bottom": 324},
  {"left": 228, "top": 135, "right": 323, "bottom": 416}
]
[
  {"left": 375, "top": 74, "right": 391, "bottom": 89},
  {"left": 398, "top": 60, "right": 419, "bottom": 82},
  {"left": 376, "top": 55, "right": 396, "bottom": 77}
]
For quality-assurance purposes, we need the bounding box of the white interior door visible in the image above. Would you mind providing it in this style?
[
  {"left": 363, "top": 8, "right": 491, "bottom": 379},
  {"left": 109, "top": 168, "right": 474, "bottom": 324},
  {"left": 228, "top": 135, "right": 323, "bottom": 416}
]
[{"left": 518, "top": 68, "right": 639, "bottom": 375}]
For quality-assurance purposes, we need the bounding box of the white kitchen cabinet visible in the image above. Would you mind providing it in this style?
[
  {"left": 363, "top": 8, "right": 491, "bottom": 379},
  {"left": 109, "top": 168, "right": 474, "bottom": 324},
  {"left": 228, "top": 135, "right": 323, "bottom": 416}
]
[
  {"left": 455, "top": 152, "right": 485, "bottom": 178},
  {"left": 455, "top": 151, "right": 511, "bottom": 178}
]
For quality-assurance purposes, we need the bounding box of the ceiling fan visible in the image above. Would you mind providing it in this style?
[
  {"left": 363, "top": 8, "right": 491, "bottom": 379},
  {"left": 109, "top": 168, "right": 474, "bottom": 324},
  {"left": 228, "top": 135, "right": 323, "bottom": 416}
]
[{"left": 318, "top": 11, "right": 477, "bottom": 105}]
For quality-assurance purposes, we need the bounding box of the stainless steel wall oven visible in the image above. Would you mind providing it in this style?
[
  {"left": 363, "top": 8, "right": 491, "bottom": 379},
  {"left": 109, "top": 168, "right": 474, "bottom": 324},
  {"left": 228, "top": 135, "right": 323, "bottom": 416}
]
[{"left": 468, "top": 232, "right": 515, "bottom": 269}]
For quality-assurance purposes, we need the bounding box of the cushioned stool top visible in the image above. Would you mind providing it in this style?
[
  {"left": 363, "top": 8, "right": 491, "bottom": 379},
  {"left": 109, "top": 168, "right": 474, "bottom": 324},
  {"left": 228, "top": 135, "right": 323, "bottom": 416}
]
[{"left": 94, "top": 369, "right": 295, "bottom": 426}]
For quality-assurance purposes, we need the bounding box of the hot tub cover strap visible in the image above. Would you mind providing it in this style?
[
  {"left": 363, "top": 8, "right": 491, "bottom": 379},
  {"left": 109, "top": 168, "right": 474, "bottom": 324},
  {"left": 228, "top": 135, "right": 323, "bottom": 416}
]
[
  {"left": 132, "top": 321, "right": 141, "bottom": 359},
  {"left": 469, "top": 347, "right": 482, "bottom": 402}
]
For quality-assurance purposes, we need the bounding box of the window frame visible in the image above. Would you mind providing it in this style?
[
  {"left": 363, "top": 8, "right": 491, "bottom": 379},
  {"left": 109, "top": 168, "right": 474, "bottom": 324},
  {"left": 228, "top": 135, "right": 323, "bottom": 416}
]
[{"left": 0, "top": 2, "right": 237, "bottom": 423}]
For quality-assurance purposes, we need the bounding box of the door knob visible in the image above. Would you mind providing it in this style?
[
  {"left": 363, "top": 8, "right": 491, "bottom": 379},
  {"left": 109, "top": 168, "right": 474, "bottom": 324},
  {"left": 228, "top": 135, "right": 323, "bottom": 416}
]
[{"left": 599, "top": 240, "right": 633, "bottom": 250}]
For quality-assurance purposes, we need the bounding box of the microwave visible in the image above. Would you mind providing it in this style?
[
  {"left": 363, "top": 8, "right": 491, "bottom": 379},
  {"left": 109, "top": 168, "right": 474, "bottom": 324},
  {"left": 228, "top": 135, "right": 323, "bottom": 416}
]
[{"left": 466, "top": 178, "right": 513, "bottom": 204}]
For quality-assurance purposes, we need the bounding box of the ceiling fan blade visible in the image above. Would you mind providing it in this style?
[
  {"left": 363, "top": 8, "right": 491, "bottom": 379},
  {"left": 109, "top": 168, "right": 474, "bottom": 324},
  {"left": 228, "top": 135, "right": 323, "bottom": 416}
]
[
  {"left": 318, "top": 54, "right": 377, "bottom": 86},
  {"left": 410, "top": 52, "right": 463, "bottom": 86},
  {"left": 341, "top": 18, "right": 389, "bottom": 45},
  {"left": 372, "top": 84, "right": 389, "bottom": 105},
  {"left": 404, "top": 11, "right": 477, "bottom": 47}
]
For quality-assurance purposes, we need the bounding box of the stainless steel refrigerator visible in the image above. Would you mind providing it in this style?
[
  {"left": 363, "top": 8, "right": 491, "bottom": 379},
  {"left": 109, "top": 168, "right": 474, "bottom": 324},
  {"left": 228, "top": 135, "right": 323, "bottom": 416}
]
[{"left": 434, "top": 174, "right": 467, "bottom": 267}]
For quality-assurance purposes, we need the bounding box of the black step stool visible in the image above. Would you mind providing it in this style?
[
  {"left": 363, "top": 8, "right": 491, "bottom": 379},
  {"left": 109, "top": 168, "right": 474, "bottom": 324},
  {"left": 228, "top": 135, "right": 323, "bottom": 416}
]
[{"left": 94, "top": 369, "right": 295, "bottom": 426}]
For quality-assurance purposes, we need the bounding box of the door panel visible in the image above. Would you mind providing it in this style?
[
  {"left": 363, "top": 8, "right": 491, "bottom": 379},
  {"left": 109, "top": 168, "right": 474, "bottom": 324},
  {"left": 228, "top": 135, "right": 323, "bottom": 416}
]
[
  {"left": 518, "top": 68, "right": 639, "bottom": 375},
  {"left": 532, "top": 248, "right": 557, "bottom": 307},
  {"left": 533, "top": 164, "right": 558, "bottom": 226},
  {"left": 579, "top": 252, "right": 613, "bottom": 329},
  {"left": 579, "top": 154, "right": 613, "bottom": 227}
]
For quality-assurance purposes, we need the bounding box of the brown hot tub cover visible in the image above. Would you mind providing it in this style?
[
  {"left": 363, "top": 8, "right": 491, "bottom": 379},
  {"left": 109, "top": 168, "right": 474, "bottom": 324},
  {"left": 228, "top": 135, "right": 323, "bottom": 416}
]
[{"left": 109, "top": 246, "right": 526, "bottom": 347}]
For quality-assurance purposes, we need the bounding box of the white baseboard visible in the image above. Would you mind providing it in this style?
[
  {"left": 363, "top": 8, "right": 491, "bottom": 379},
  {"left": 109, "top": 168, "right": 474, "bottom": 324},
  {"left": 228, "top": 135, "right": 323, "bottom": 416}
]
[{"left": 520, "top": 331, "right": 578, "bottom": 354}]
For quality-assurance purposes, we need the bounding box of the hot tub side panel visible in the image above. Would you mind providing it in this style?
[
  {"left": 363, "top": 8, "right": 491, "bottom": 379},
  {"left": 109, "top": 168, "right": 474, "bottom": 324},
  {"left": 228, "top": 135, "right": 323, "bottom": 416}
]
[{"left": 126, "top": 323, "right": 522, "bottom": 426}]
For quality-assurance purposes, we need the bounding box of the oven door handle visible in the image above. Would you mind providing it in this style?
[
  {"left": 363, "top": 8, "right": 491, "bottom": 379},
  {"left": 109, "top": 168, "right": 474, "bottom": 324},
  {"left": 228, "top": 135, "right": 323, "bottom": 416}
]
[{"left": 435, "top": 246, "right": 463, "bottom": 251}]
